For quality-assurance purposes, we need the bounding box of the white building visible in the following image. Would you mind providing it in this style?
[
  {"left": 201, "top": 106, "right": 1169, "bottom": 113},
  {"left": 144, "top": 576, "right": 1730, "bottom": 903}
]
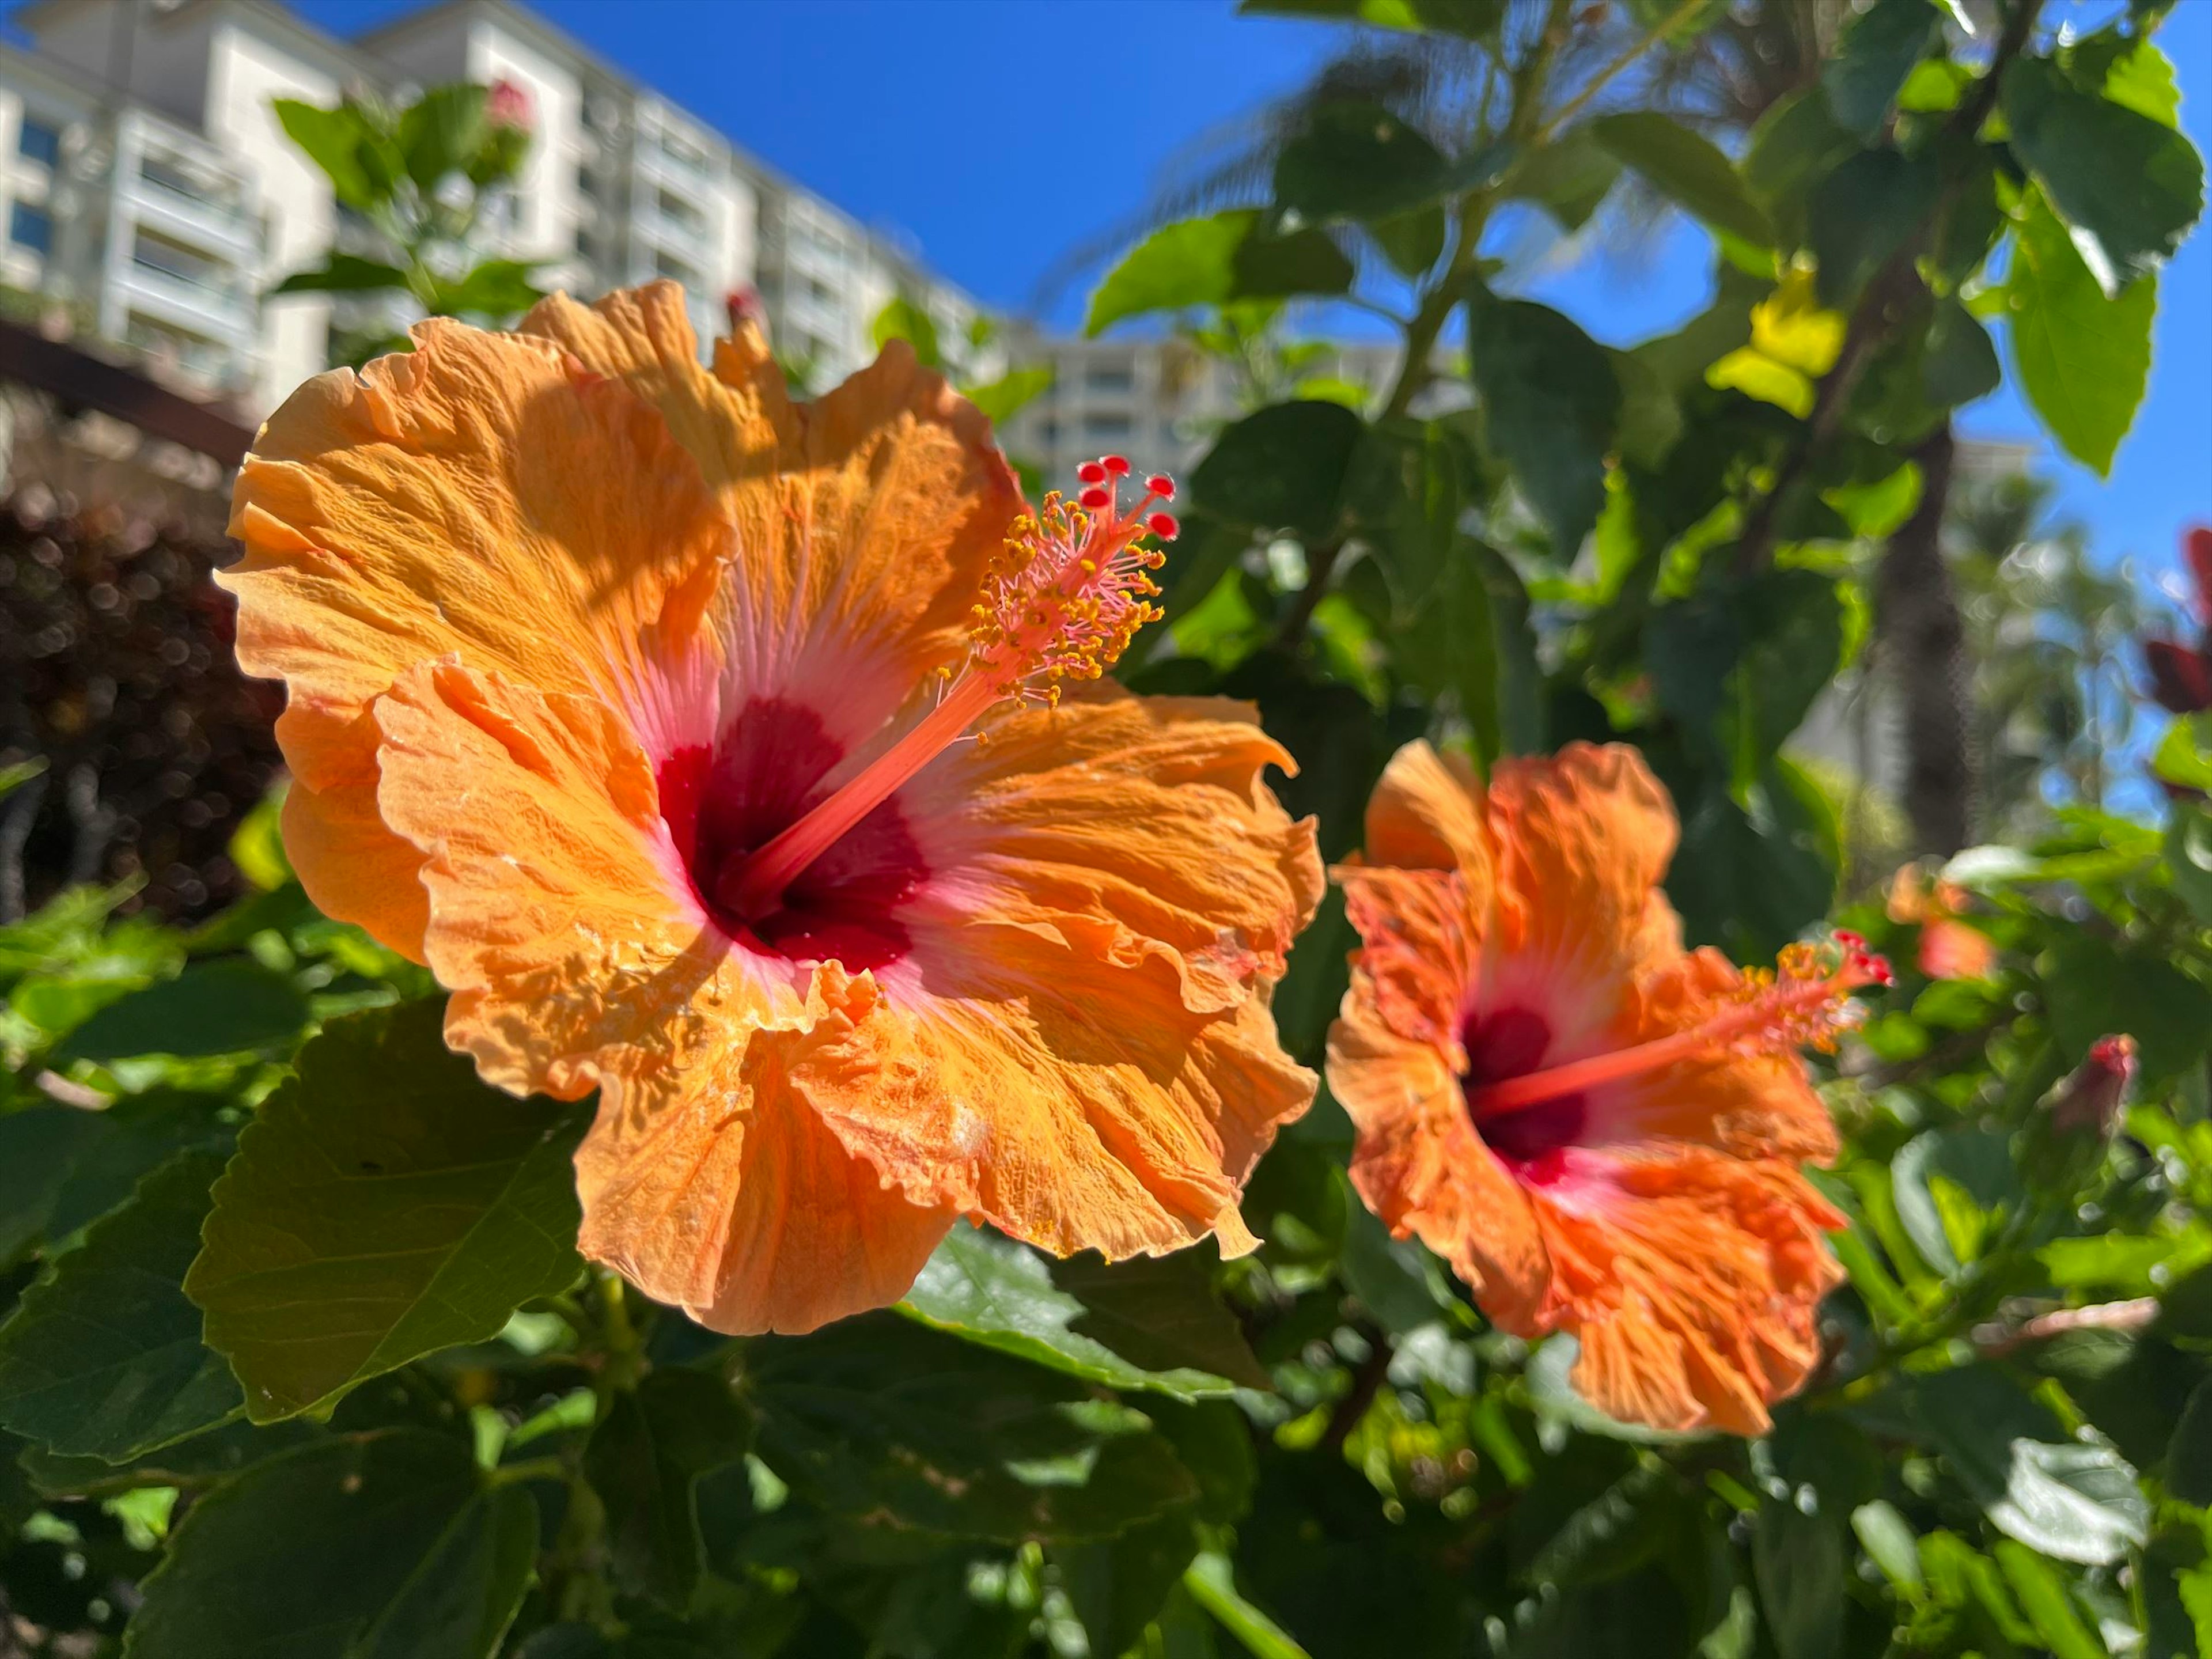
[{"left": 0, "top": 0, "right": 990, "bottom": 414}]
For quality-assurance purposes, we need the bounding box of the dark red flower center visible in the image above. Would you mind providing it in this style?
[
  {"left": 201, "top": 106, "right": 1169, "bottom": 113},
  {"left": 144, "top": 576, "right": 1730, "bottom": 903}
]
[
  {"left": 1460, "top": 1006, "right": 1585, "bottom": 1184},
  {"left": 657, "top": 697, "right": 927, "bottom": 971}
]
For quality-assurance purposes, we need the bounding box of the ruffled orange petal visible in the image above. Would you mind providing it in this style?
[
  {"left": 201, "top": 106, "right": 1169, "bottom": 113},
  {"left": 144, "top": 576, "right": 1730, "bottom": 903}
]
[
  {"left": 903, "top": 687, "right": 1323, "bottom": 1013},
  {"left": 223, "top": 313, "right": 731, "bottom": 952},
  {"left": 369, "top": 660, "right": 778, "bottom": 1097},
  {"left": 276, "top": 722, "right": 429, "bottom": 956},
  {"left": 796, "top": 926, "right": 1312, "bottom": 1263},
  {"left": 1532, "top": 1149, "right": 1845, "bottom": 1435},
  {"left": 1361, "top": 740, "right": 1493, "bottom": 892},
  {"left": 1481, "top": 742, "right": 1681, "bottom": 1056},
  {"left": 525, "top": 281, "right": 1024, "bottom": 740},
  {"left": 1328, "top": 926, "right": 1550, "bottom": 1328},
  {"left": 575, "top": 965, "right": 955, "bottom": 1335}
]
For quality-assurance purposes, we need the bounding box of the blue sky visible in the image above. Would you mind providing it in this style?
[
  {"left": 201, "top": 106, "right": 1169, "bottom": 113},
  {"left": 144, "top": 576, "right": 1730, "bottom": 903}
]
[{"left": 56, "top": 0, "right": 2212, "bottom": 594}]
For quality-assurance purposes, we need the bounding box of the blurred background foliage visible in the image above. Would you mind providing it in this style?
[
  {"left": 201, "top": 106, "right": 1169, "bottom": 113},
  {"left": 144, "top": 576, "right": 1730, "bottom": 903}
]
[{"left": 3, "top": 0, "right": 2211, "bottom": 1654}]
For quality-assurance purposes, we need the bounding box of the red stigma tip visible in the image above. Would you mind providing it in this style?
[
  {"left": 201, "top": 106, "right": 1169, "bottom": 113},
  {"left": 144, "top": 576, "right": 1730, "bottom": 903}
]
[
  {"left": 1145, "top": 474, "right": 1176, "bottom": 499},
  {"left": 1075, "top": 461, "right": 1107, "bottom": 484},
  {"left": 1834, "top": 930, "right": 1863, "bottom": 949},
  {"left": 1079, "top": 486, "right": 1111, "bottom": 510},
  {"left": 1101, "top": 454, "right": 1131, "bottom": 476},
  {"left": 1147, "top": 512, "right": 1180, "bottom": 540}
]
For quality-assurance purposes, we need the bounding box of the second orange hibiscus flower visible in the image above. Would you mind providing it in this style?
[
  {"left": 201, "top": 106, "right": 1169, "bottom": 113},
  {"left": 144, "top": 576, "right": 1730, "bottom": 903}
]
[{"left": 1326, "top": 741, "right": 1885, "bottom": 1435}]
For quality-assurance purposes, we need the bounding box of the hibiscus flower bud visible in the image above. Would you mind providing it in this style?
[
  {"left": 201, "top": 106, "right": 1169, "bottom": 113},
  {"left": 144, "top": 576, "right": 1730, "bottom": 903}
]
[
  {"left": 2021, "top": 1035, "right": 2136, "bottom": 1195},
  {"left": 486, "top": 78, "right": 532, "bottom": 132}
]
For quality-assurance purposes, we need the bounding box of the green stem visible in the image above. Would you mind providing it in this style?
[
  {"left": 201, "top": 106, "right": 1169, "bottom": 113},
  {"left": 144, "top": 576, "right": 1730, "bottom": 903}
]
[
  {"left": 486, "top": 1456, "right": 569, "bottom": 1488},
  {"left": 1183, "top": 1553, "right": 1313, "bottom": 1659},
  {"left": 595, "top": 1268, "right": 643, "bottom": 1405}
]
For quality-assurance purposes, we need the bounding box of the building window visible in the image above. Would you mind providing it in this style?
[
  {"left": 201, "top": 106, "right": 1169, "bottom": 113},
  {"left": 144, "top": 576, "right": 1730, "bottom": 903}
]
[
  {"left": 1085, "top": 365, "right": 1135, "bottom": 395},
  {"left": 653, "top": 248, "right": 699, "bottom": 287},
  {"left": 132, "top": 226, "right": 231, "bottom": 296},
  {"left": 17, "top": 118, "right": 60, "bottom": 170},
  {"left": 9, "top": 202, "right": 52, "bottom": 256},
  {"left": 656, "top": 188, "right": 703, "bottom": 233},
  {"left": 1082, "top": 412, "right": 1134, "bottom": 440}
]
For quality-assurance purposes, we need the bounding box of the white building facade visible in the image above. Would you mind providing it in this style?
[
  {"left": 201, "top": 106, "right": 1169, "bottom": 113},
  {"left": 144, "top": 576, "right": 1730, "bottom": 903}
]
[{"left": 0, "top": 0, "right": 988, "bottom": 414}]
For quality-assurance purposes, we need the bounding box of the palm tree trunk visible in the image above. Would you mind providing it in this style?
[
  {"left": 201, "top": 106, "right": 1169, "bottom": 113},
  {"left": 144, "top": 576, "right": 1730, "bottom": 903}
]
[{"left": 1876, "top": 421, "right": 1974, "bottom": 854}]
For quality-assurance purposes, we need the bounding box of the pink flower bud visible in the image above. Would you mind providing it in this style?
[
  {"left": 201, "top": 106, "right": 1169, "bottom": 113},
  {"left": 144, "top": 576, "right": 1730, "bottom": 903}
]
[{"left": 486, "top": 79, "right": 532, "bottom": 132}]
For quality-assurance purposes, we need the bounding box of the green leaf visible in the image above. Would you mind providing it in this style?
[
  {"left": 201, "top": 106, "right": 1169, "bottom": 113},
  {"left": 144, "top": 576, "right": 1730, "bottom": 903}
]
[
  {"left": 584, "top": 1368, "right": 752, "bottom": 1607},
  {"left": 1086, "top": 212, "right": 1354, "bottom": 335},
  {"left": 1507, "top": 129, "right": 1624, "bottom": 232},
  {"left": 963, "top": 365, "right": 1053, "bottom": 424},
  {"left": 1744, "top": 91, "right": 1858, "bottom": 243},
  {"left": 1588, "top": 112, "right": 1772, "bottom": 247},
  {"left": 123, "top": 1429, "right": 537, "bottom": 1659},
  {"left": 1922, "top": 297, "right": 2002, "bottom": 408},
  {"left": 56, "top": 959, "right": 310, "bottom": 1063},
  {"left": 1465, "top": 292, "right": 1619, "bottom": 555},
  {"left": 1238, "top": 0, "right": 1502, "bottom": 37},
  {"left": 272, "top": 98, "right": 395, "bottom": 214},
  {"left": 1368, "top": 204, "right": 1447, "bottom": 276},
  {"left": 1664, "top": 764, "right": 1838, "bottom": 961},
  {"left": 1056, "top": 1516, "right": 1203, "bottom": 1659},
  {"left": 747, "top": 1313, "right": 1201, "bottom": 1542},
  {"left": 1889, "top": 1126, "right": 2016, "bottom": 1277},
  {"left": 1820, "top": 0, "right": 1941, "bottom": 139},
  {"left": 0, "top": 756, "right": 44, "bottom": 802},
  {"left": 2167, "top": 1377, "right": 2212, "bottom": 1506},
  {"left": 1851, "top": 1501, "right": 1925, "bottom": 1596},
  {"left": 871, "top": 295, "right": 942, "bottom": 368},
  {"left": 397, "top": 82, "right": 487, "bottom": 192},
  {"left": 1991, "top": 1541, "right": 2106, "bottom": 1659},
  {"left": 21, "top": 1415, "right": 320, "bottom": 1501},
  {"left": 2005, "top": 187, "right": 2156, "bottom": 476},
  {"left": 1647, "top": 569, "right": 1845, "bottom": 768},
  {"left": 2068, "top": 32, "right": 2181, "bottom": 128},
  {"left": 1190, "top": 400, "right": 1366, "bottom": 540},
  {"left": 1809, "top": 146, "right": 1940, "bottom": 305},
  {"left": 899, "top": 1222, "right": 1265, "bottom": 1402},
  {"left": 2165, "top": 804, "right": 2212, "bottom": 925},
  {"left": 429, "top": 258, "right": 544, "bottom": 319},
  {"left": 2002, "top": 55, "right": 2203, "bottom": 293},
  {"left": 270, "top": 253, "right": 412, "bottom": 296},
  {"left": 184, "top": 999, "right": 586, "bottom": 1422},
  {"left": 1912, "top": 1368, "right": 2149, "bottom": 1566},
  {"left": 1275, "top": 102, "right": 1504, "bottom": 222},
  {"left": 0, "top": 1151, "right": 239, "bottom": 1461},
  {"left": 1753, "top": 1494, "right": 1844, "bottom": 1659},
  {"left": 0, "top": 1107, "right": 112, "bottom": 1266}
]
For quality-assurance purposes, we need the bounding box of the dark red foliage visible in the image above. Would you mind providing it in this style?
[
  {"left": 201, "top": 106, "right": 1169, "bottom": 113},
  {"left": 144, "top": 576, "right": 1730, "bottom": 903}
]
[{"left": 0, "top": 489, "right": 281, "bottom": 922}]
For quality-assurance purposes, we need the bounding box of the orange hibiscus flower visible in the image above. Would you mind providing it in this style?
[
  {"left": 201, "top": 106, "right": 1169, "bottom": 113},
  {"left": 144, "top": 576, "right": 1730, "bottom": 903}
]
[
  {"left": 221, "top": 282, "right": 1321, "bottom": 1334},
  {"left": 1325, "top": 742, "right": 1887, "bottom": 1434}
]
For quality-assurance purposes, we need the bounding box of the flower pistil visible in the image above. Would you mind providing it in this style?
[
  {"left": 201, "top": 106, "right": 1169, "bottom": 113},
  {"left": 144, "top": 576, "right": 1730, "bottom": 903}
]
[
  {"left": 1463, "top": 933, "right": 1892, "bottom": 1123},
  {"left": 722, "top": 459, "right": 1176, "bottom": 919}
]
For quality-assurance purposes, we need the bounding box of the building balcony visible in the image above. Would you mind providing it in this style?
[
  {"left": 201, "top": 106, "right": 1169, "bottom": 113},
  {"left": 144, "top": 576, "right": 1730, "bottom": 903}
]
[
  {"left": 114, "top": 257, "right": 256, "bottom": 344},
  {"left": 121, "top": 175, "right": 259, "bottom": 263}
]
